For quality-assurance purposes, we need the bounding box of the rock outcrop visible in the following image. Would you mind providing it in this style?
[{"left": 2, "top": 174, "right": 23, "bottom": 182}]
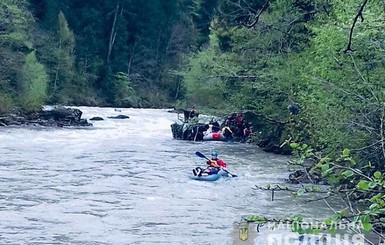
[{"left": 0, "top": 107, "right": 92, "bottom": 127}]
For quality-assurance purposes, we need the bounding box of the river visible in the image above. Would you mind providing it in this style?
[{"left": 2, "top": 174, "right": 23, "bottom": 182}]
[{"left": 0, "top": 107, "right": 362, "bottom": 244}]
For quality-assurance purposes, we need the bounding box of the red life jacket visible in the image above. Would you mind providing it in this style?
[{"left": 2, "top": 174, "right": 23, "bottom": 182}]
[
  {"left": 208, "top": 159, "right": 227, "bottom": 168},
  {"left": 216, "top": 159, "right": 227, "bottom": 168},
  {"left": 236, "top": 115, "right": 243, "bottom": 126}
]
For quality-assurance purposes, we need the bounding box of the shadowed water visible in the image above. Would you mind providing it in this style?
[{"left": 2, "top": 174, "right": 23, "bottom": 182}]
[{"left": 0, "top": 107, "right": 359, "bottom": 244}]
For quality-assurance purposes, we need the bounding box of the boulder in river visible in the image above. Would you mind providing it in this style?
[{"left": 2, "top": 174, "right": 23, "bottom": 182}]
[
  {"left": 0, "top": 107, "right": 92, "bottom": 127},
  {"left": 107, "top": 115, "right": 130, "bottom": 119},
  {"left": 89, "top": 117, "right": 104, "bottom": 121}
]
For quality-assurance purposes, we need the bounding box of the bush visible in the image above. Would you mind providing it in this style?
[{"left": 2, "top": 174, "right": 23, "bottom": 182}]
[{"left": 0, "top": 93, "right": 14, "bottom": 115}]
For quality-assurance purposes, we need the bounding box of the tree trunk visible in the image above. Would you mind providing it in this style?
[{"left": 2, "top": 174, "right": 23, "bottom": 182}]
[
  {"left": 54, "top": 38, "right": 62, "bottom": 94},
  {"left": 107, "top": 2, "right": 120, "bottom": 64}
]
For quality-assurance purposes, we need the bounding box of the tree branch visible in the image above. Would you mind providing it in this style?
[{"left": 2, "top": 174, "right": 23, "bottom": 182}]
[
  {"left": 204, "top": 75, "right": 258, "bottom": 80},
  {"left": 345, "top": 0, "right": 369, "bottom": 53},
  {"left": 242, "top": 0, "right": 271, "bottom": 28}
]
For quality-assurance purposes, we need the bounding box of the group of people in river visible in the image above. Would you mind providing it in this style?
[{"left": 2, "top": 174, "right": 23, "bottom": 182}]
[
  {"left": 177, "top": 108, "right": 253, "bottom": 142},
  {"left": 221, "top": 113, "right": 251, "bottom": 141}
]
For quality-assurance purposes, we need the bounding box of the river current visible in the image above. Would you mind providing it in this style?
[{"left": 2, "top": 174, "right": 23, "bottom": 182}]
[{"left": 0, "top": 107, "right": 358, "bottom": 244}]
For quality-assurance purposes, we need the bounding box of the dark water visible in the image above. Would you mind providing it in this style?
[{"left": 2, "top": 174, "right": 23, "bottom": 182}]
[{"left": 0, "top": 107, "right": 361, "bottom": 244}]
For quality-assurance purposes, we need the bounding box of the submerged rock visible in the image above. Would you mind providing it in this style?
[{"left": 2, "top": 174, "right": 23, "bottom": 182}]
[
  {"left": 89, "top": 117, "right": 104, "bottom": 121},
  {"left": 107, "top": 115, "right": 130, "bottom": 119}
]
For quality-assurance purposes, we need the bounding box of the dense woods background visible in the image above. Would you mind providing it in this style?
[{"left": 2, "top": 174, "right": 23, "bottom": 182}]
[{"left": 2, "top": 0, "right": 385, "bottom": 166}]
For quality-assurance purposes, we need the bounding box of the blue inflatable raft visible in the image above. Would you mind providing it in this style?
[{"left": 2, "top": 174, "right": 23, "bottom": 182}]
[{"left": 189, "top": 169, "right": 229, "bottom": 181}]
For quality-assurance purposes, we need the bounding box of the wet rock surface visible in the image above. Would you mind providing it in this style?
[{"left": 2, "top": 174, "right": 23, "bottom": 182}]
[{"left": 0, "top": 107, "right": 92, "bottom": 127}]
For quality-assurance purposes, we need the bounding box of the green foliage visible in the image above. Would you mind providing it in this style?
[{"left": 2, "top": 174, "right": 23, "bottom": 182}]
[
  {"left": 242, "top": 215, "right": 267, "bottom": 223},
  {"left": 286, "top": 145, "right": 385, "bottom": 235},
  {"left": 57, "top": 11, "right": 75, "bottom": 53},
  {"left": 0, "top": 0, "right": 30, "bottom": 47},
  {"left": 110, "top": 72, "right": 135, "bottom": 106},
  {"left": 196, "top": 2, "right": 385, "bottom": 240},
  {"left": 0, "top": 93, "right": 14, "bottom": 115},
  {"left": 18, "top": 51, "right": 48, "bottom": 111},
  {"left": 180, "top": 0, "right": 385, "bottom": 168},
  {"left": 315, "top": 149, "right": 385, "bottom": 234},
  {"left": 2, "top": 0, "right": 385, "bottom": 241},
  {"left": 289, "top": 143, "right": 314, "bottom": 165},
  {"left": 180, "top": 36, "right": 230, "bottom": 110},
  {"left": 25, "top": 0, "right": 198, "bottom": 107},
  {"left": 0, "top": 0, "right": 43, "bottom": 111},
  {"left": 48, "top": 11, "right": 77, "bottom": 104}
]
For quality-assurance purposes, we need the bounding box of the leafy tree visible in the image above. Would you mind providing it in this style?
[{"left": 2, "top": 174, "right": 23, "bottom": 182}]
[
  {"left": 49, "top": 11, "right": 77, "bottom": 104},
  {"left": 189, "top": 0, "right": 219, "bottom": 49},
  {"left": 28, "top": 0, "right": 198, "bottom": 107},
  {"left": 0, "top": 0, "right": 46, "bottom": 112},
  {"left": 110, "top": 72, "right": 135, "bottom": 107},
  {"left": 18, "top": 50, "right": 48, "bottom": 111},
  {"left": 180, "top": 33, "right": 232, "bottom": 111},
  {"left": 193, "top": 1, "right": 385, "bottom": 242}
]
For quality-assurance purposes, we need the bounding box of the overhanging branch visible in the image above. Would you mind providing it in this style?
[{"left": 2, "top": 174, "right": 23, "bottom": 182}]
[
  {"left": 242, "top": 0, "right": 271, "bottom": 28},
  {"left": 204, "top": 75, "right": 258, "bottom": 80},
  {"left": 345, "top": 0, "right": 369, "bottom": 52}
]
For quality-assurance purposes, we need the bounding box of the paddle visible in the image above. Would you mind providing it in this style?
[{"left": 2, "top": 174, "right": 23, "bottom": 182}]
[{"left": 195, "top": 151, "right": 238, "bottom": 177}]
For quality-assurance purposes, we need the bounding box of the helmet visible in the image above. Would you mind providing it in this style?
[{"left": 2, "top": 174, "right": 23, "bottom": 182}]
[{"left": 211, "top": 151, "right": 218, "bottom": 157}]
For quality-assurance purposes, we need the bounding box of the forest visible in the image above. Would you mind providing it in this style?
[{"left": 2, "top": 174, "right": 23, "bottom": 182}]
[{"left": 1, "top": 0, "right": 385, "bottom": 242}]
